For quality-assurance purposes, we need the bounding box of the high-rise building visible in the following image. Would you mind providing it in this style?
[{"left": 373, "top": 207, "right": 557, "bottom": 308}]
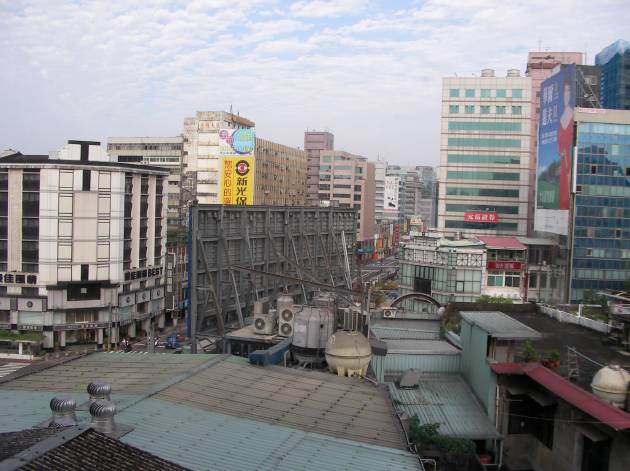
[
  {"left": 0, "top": 141, "right": 168, "bottom": 349},
  {"left": 374, "top": 161, "right": 387, "bottom": 222},
  {"left": 254, "top": 138, "right": 307, "bottom": 206},
  {"left": 438, "top": 69, "right": 532, "bottom": 237},
  {"left": 596, "top": 39, "right": 630, "bottom": 111},
  {"left": 304, "top": 131, "right": 334, "bottom": 204},
  {"left": 318, "top": 150, "right": 375, "bottom": 242},
  {"left": 525, "top": 52, "right": 583, "bottom": 235},
  {"left": 107, "top": 137, "right": 184, "bottom": 227},
  {"left": 567, "top": 108, "right": 630, "bottom": 301},
  {"left": 375, "top": 164, "right": 436, "bottom": 226},
  {"left": 182, "top": 111, "right": 256, "bottom": 205}
]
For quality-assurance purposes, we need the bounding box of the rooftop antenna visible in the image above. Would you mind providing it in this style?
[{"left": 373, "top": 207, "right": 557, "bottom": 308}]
[
  {"left": 537, "top": 39, "right": 542, "bottom": 52},
  {"left": 229, "top": 104, "right": 233, "bottom": 114}
]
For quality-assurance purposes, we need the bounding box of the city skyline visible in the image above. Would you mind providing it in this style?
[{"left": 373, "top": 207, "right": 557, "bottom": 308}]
[{"left": 0, "top": 0, "right": 628, "bottom": 165}]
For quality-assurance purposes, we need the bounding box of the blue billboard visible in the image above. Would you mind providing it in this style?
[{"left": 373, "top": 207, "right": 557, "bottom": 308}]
[{"left": 535, "top": 64, "right": 575, "bottom": 235}]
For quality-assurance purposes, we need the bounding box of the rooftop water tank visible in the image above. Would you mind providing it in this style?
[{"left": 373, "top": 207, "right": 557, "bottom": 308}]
[
  {"left": 325, "top": 330, "right": 372, "bottom": 378},
  {"left": 292, "top": 306, "right": 335, "bottom": 350},
  {"left": 591, "top": 364, "right": 630, "bottom": 409},
  {"left": 507, "top": 68, "right": 520, "bottom": 77},
  {"left": 481, "top": 69, "right": 495, "bottom": 77}
]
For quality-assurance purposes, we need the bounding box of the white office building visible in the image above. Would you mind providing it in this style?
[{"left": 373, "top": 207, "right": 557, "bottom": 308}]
[
  {"left": 438, "top": 69, "right": 532, "bottom": 237},
  {"left": 107, "top": 136, "right": 183, "bottom": 227},
  {"left": 0, "top": 141, "right": 168, "bottom": 350}
]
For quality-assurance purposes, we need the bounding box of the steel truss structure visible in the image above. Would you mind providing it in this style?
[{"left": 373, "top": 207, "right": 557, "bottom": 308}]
[{"left": 188, "top": 205, "right": 357, "bottom": 346}]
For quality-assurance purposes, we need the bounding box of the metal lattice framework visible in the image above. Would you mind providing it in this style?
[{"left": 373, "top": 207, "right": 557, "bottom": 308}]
[{"left": 188, "top": 205, "right": 358, "bottom": 342}]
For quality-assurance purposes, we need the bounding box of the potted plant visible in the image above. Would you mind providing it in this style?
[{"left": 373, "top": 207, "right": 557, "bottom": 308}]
[
  {"left": 522, "top": 340, "right": 540, "bottom": 363},
  {"left": 542, "top": 350, "right": 561, "bottom": 369}
]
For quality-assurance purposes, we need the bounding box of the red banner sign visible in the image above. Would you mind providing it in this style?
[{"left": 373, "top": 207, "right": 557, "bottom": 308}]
[
  {"left": 487, "top": 261, "right": 522, "bottom": 271},
  {"left": 464, "top": 211, "right": 498, "bottom": 223}
]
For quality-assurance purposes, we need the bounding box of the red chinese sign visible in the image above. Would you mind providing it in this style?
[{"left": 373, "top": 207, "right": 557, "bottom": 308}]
[
  {"left": 464, "top": 211, "right": 498, "bottom": 223},
  {"left": 487, "top": 261, "right": 522, "bottom": 270}
]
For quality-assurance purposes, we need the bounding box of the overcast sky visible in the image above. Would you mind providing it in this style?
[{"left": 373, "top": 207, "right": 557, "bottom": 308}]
[{"left": 1, "top": 0, "right": 627, "bottom": 165}]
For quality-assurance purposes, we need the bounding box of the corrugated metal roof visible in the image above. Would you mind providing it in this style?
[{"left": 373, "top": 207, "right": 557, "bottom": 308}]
[
  {"left": 388, "top": 374, "right": 500, "bottom": 440},
  {"left": 438, "top": 239, "right": 485, "bottom": 248},
  {"left": 0, "top": 390, "right": 139, "bottom": 433},
  {"left": 372, "top": 327, "right": 441, "bottom": 341},
  {"left": 119, "top": 398, "right": 421, "bottom": 471},
  {"left": 155, "top": 356, "right": 406, "bottom": 449},
  {"left": 385, "top": 340, "right": 461, "bottom": 355},
  {"left": 477, "top": 236, "right": 526, "bottom": 250},
  {"left": 516, "top": 237, "right": 558, "bottom": 246},
  {"left": 0, "top": 352, "right": 211, "bottom": 394},
  {"left": 371, "top": 319, "right": 441, "bottom": 332},
  {"left": 0, "top": 353, "right": 418, "bottom": 469},
  {"left": 371, "top": 354, "right": 462, "bottom": 383},
  {"left": 460, "top": 311, "right": 542, "bottom": 339}
]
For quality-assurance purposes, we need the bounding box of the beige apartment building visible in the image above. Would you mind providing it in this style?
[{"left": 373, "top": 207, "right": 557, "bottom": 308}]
[
  {"left": 254, "top": 138, "right": 307, "bottom": 206},
  {"left": 318, "top": 150, "right": 375, "bottom": 242}
]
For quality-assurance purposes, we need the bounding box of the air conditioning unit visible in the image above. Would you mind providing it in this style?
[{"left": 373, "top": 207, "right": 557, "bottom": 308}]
[
  {"left": 253, "top": 309, "right": 277, "bottom": 335},
  {"left": 278, "top": 306, "right": 297, "bottom": 337},
  {"left": 383, "top": 308, "right": 397, "bottom": 319}
]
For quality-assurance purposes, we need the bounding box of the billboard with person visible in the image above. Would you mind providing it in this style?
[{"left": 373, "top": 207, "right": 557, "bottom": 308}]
[
  {"left": 534, "top": 64, "right": 576, "bottom": 235},
  {"left": 384, "top": 176, "right": 399, "bottom": 213},
  {"left": 218, "top": 128, "right": 255, "bottom": 156}
]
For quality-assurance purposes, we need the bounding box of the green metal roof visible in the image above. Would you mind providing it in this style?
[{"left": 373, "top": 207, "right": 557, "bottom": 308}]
[
  {"left": 0, "top": 353, "right": 421, "bottom": 470},
  {"left": 119, "top": 398, "right": 421, "bottom": 471},
  {"left": 388, "top": 374, "right": 501, "bottom": 440},
  {"left": 460, "top": 311, "right": 541, "bottom": 340}
]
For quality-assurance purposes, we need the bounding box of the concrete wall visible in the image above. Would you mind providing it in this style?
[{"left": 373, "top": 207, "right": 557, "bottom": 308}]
[
  {"left": 504, "top": 402, "right": 630, "bottom": 471},
  {"left": 460, "top": 320, "right": 497, "bottom": 420}
]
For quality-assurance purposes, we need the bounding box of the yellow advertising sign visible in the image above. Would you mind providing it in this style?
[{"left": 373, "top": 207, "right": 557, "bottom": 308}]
[{"left": 220, "top": 156, "right": 254, "bottom": 205}]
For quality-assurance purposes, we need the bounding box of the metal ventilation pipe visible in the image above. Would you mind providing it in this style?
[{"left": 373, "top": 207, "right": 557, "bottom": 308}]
[
  {"left": 49, "top": 396, "right": 78, "bottom": 427},
  {"left": 87, "top": 380, "right": 111, "bottom": 404},
  {"left": 90, "top": 400, "right": 117, "bottom": 435}
]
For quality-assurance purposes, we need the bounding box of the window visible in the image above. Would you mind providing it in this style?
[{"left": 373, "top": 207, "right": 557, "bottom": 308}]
[
  {"left": 512, "top": 89, "right": 523, "bottom": 98},
  {"left": 480, "top": 105, "right": 491, "bottom": 114},
  {"left": 529, "top": 272, "right": 537, "bottom": 288},
  {"left": 82, "top": 170, "right": 91, "bottom": 191},
  {"left": 464, "top": 105, "right": 475, "bottom": 114},
  {"left": 321, "top": 156, "right": 331, "bottom": 162},
  {"left": 448, "top": 137, "right": 520, "bottom": 148},
  {"left": 447, "top": 170, "right": 520, "bottom": 181},
  {"left": 487, "top": 274, "right": 503, "bottom": 287},
  {"left": 446, "top": 187, "right": 519, "bottom": 198},
  {"left": 448, "top": 154, "right": 520, "bottom": 165},
  {"left": 67, "top": 283, "right": 101, "bottom": 301},
  {"left": 481, "top": 89, "right": 491, "bottom": 98},
  {"left": 496, "top": 106, "right": 507, "bottom": 115},
  {"left": 505, "top": 272, "right": 520, "bottom": 287},
  {"left": 496, "top": 89, "right": 506, "bottom": 98},
  {"left": 512, "top": 106, "right": 522, "bottom": 115},
  {"left": 465, "top": 89, "right": 475, "bottom": 97},
  {"left": 449, "top": 89, "right": 460, "bottom": 97},
  {"left": 448, "top": 121, "right": 521, "bottom": 132},
  {"left": 449, "top": 105, "right": 459, "bottom": 114}
]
